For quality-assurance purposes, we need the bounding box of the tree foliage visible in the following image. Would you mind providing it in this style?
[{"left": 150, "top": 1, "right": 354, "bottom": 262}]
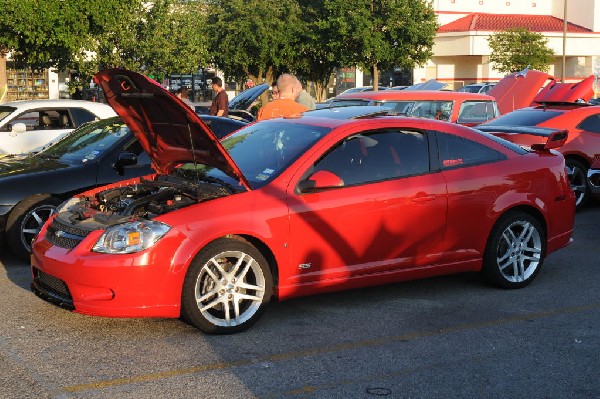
[
  {"left": 0, "top": 0, "right": 208, "bottom": 92},
  {"left": 488, "top": 28, "right": 554, "bottom": 73},
  {"left": 322, "top": 0, "right": 438, "bottom": 90},
  {"left": 204, "top": 0, "right": 302, "bottom": 86}
]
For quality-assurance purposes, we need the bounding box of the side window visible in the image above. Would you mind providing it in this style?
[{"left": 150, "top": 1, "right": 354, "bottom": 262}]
[
  {"left": 437, "top": 132, "right": 505, "bottom": 169},
  {"left": 11, "top": 111, "right": 40, "bottom": 130},
  {"left": 576, "top": 114, "right": 600, "bottom": 133},
  {"left": 457, "top": 101, "right": 496, "bottom": 124},
  {"left": 70, "top": 108, "right": 98, "bottom": 126},
  {"left": 311, "top": 130, "right": 429, "bottom": 187}
]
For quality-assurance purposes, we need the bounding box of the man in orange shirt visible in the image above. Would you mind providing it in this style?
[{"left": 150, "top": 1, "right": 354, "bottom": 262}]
[{"left": 257, "top": 74, "right": 307, "bottom": 121}]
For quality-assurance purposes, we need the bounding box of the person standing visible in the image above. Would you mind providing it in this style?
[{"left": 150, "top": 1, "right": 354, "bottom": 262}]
[
  {"left": 176, "top": 86, "right": 194, "bottom": 109},
  {"left": 209, "top": 77, "right": 228, "bottom": 117},
  {"left": 257, "top": 74, "right": 307, "bottom": 121},
  {"left": 295, "top": 81, "right": 316, "bottom": 110}
]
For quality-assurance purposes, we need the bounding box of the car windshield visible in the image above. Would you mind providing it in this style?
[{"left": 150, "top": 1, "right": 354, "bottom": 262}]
[
  {"left": 37, "top": 117, "right": 128, "bottom": 162},
  {"left": 0, "top": 106, "right": 16, "bottom": 123},
  {"left": 481, "top": 109, "right": 563, "bottom": 127},
  {"left": 374, "top": 100, "right": 452, "bottom": 121},
  {"left": 178, "top": 121, "right": 331, "bottom": 190}
]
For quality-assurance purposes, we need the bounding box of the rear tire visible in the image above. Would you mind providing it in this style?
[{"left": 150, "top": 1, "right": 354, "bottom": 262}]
[
  {"left": 566, "top": 159, "right": 589, "bottom": 210},
  {"left": 181, "top": 238, "right": 273, "bottom": 334},
  {"left": 6, "top": 195, "right": 61, "bottom": 261},
  {"left": 482, "top": 212, "right": 546, "bottom": 289}
]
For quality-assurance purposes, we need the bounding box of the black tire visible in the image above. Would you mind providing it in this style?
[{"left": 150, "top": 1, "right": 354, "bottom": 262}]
[
  {"left": 5, "top": 195, "right": 62, "bottom": 261},
  {"left": 566, "top": 158, "right": 589, "bottom": 210},
  {"left": 181, "top": 238, "right": 273, "bottom": 334},
  {"left": 482, "top": 211, "right": 546, "bottom": 289}
]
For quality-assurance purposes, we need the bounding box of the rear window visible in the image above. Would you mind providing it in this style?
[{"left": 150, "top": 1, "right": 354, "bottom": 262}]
[{"left": 482, "top": 109, "right": 562, "bottom": 127}]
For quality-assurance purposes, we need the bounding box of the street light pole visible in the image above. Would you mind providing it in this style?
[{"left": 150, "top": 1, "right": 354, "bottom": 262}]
[{"left": 562, "top": 0, "right": 567, "bottom": 83}]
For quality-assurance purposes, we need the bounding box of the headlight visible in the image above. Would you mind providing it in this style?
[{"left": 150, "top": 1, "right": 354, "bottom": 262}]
[
  {"left": 56, "top": 197, "right": 82, "bottom": 214},
  {"left": 92, "top": 220, "right": 171, "bottom": 254}
]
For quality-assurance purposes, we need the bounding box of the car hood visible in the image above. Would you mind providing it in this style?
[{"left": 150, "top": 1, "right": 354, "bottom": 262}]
[
  {"left": 488, "top": 69, "right": 555, "bottom": 114},
  {"left": 0, "top": 154, "right": 72, "bottom": 177},
  {"left": 228, "top": 83, "right": 270, "bottom": 110},
  {"left": 94, "top": 69, "right": 250, "bottom": 190}
]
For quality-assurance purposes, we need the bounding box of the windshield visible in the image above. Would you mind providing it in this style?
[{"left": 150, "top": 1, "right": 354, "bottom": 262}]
[
  {"left": 177, "top": 121, "right": 331, "bottom": 190},
  {"left": 0, "top": 106, "right": 16, "bottom": 124},
  {"left": 38, "top": 117, "right": 128, "bottom": 162},
  {"left": 481, "top": 109, "right": 562, "bottom": 127},
  {"left": 374, "top": 100, "right": 453, "bottom": 121}
]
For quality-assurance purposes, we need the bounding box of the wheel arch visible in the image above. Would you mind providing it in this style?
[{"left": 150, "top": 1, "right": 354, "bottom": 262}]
[{"left": 494, "top": 204, "right": 548, "bottom": 246}]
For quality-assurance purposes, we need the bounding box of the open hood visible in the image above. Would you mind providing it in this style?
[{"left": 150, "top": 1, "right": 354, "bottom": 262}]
[
  {"left": 532, "top": 75, "right": 594, "bottom": 104},
  {"left": 94, "top": 69, "right": 250, "bottom": 190},
  {"left": 488, "top": 69, "right": 556, "bottom": 114},
  {"left": 228, "top": 83, "right": 270, "bottom": 110}
]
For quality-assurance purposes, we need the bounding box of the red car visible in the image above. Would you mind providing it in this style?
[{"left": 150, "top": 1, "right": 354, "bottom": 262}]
[
  {"left": 31, "top": 69, "right": 575, "bottom": 334},
  {"left": 324, "top": 90, "right": 501, "bottom": 126},
  {"left": 477, "top": 75, "right": 597, "bottom": 209}
]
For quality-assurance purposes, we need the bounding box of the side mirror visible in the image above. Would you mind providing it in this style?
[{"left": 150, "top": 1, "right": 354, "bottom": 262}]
[
  {"left": 113, "top": 152, "right": 138, "bottom": 175},
  {"left": 298, "top": 170, "right": 344, "bottom": 193},
  {"left": 10, "top": 123, "right": 27, "bottom": 135}
]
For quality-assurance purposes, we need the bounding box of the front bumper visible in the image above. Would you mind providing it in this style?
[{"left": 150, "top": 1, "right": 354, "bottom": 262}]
[{"left": 30, "top": 223, "right": 197, "bottom": 319}]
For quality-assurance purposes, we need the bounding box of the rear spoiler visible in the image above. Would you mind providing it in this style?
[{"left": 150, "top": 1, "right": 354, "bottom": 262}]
[{"left": 531, "top": 130, "right": 568, "bottom": 151}]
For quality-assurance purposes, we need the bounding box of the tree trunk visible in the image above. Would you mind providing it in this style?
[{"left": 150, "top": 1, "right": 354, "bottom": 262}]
[
  {"left": 0, "top": 52, "right": 7, "bottom": 103},
  {"left": 372, "top": 64, "right": 379, "bottom": 91}
]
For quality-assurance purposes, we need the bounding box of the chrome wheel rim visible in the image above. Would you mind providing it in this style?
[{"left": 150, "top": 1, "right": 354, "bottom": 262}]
[
  {"left": 567, "top": 163, "right": 587, "bottom": 207},
  {"left": 20, "top": 205, "right": 56, "bottom": 252},
  {"left": 496, "top": 220, "right": 542, "bottom": 283},
  {"left": 195, "top": 250, "right": 266, "bottom": 327}
]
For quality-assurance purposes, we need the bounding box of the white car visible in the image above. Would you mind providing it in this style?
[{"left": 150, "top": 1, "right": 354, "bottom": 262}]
[{"left": 0, "top": 99, "right": 116, "bottom": 155}]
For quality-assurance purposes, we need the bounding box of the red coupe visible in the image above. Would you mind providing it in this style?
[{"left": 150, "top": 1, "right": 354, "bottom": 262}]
[{"left": 31, "top": 69, "right": 575, "bottom": 334}]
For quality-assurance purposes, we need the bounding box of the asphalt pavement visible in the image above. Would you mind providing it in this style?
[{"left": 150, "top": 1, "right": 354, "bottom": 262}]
[{"left": 1, "top": 202, "right": 599, "bottom": 399}]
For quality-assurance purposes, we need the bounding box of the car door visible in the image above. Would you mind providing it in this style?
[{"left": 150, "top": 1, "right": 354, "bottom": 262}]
[
  {"left": 96, "top": 136, "right": 154, "bottom": 185},
  {"left": 2, "top": 109, "right": 71, "bottom": 154},
  {"left": 286, "top": 127, "right": 447, "bottom": 286}
]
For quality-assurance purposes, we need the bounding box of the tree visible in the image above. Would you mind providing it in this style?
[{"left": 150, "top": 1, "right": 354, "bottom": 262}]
[
  {"left": 204, "top": 0, "right": 303, "bottom": 104},
  {"left": 488, "top": 28, "right": 554, "bottom": 73},
  {"left": 324, "top": 0, "right": 438, "bottom": 91},
  {"left": 294, "top": 0, "right": 343, "bottom": 102},
  {"left": 0, "top": 0, "right": 208, "bottom": 101}
]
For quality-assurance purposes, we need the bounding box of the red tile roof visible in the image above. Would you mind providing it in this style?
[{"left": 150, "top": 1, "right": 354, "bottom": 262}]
[{"left": 438, "top": 13, "right": 592, "bottom": 33}]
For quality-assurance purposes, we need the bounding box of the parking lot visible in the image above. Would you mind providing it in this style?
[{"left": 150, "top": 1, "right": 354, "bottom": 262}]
[{"left": 1, "top": 202, "right": 599, "bottom": 399}]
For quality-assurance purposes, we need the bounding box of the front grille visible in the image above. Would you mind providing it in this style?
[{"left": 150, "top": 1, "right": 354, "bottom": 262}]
[
  {"left": 45, "top": 219, "right": 87, "bottom": 249},
  {"left": 31, "top": 267, "right": 74, "bottom": 310}
]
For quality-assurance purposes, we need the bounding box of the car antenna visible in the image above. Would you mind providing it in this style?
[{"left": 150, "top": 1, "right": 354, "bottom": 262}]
[{"left": 187, "top": 123, "right": 201, "bottom": 182}]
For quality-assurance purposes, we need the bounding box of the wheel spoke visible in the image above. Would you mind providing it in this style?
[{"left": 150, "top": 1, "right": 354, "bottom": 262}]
[
  {"left": 22, "top": 228, "right": 40, "bottom": 235},
  {"left": 236, "top": 292, "right": 263, "bottom": 302},
  {"left": 199, "top": 296, "right": 223, "bottom": 312},
  {"left": 237, "top": 281, "right": 265, "bottom": 293}
]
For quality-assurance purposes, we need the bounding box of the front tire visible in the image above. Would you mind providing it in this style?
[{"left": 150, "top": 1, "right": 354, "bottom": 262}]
[
  {"left": 181, "top": 238, "right": 273, "bottom": 334},
  {"left": 6, "top": 195, "right": 62, "bottom": 261},
  {"left": 482, "top": 212, "right": 546, "bottom": 289}
]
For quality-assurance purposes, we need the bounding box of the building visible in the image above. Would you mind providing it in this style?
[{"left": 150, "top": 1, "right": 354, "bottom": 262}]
[{"left": 421, "top": 0, "right": 600, "bottom": 89}]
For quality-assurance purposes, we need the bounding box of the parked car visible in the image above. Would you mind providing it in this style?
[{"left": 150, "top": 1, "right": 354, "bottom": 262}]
[
  {"left": 458, "top": 83, "right": 496, "bottom": 94},
  {"left": 322, "top": 90, "right": 501, "bottom": 126},
  {"left": 337, "top": 86, "right": 389, "bottom": 96},
  {"left": 0, "top": 99, "right": 117, "bottom": 155},
  {"left": 31, "top": 68, "right": 575, "bottom": 334},
  {"left": 0, "top": 111, "right": 246, "bottom": 260},
  {"left": 476, "top": 75, "right": 597, "bottom": 209}
]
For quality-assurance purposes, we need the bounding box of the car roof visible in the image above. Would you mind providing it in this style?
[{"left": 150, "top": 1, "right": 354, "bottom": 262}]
[
  {"left": 2, "top": 99, "right": 114, "bottom": 109},
  {"left": 335, "top": 90, "right": 495, "bottom": 101}
]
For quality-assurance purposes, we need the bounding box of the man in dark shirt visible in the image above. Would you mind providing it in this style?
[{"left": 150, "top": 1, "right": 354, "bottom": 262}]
[{"left": 209, "top": 77, "right": 228, "bottom": 117}]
